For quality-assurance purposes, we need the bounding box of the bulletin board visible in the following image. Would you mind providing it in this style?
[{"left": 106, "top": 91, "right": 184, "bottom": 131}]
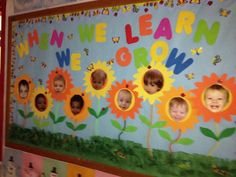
[{"left": 6, "top": 0, "right": 236, "bottom": 176}]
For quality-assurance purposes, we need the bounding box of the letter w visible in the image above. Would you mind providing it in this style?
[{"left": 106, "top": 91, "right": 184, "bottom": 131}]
[
  {"left": 166, "top": 48, "right": 193, "bottom": 74},
  {"left": 56, "top": 48, "right": 70, "bottom": 68}
]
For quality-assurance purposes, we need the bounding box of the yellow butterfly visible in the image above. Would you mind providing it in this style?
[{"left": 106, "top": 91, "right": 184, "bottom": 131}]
[
  {"left": 112, "top": 36, "right": 120, "bottom": 43},
  {"left": 219, "top": 8, "right": 231, "bottom": 17},
  {"left": 102, "top": 8, "right": 109, "bottom": 15},
  {"left": 185, "top": 73, "right": 195, "bottom": 80},
  {"left": 191, "top": 47, "right": 203, "bottom": 55},
  {"left": 30, "top": 56, "right": 37, "bottom": 63},
  {"left": 67, "top": 34, "right": 73, "bottom": 40},
  {"left": 87, "top": 63, "right": 94, "bottom": 71},
  {"left": 106, "top": 58, "right": 115, "bottom": 65}
]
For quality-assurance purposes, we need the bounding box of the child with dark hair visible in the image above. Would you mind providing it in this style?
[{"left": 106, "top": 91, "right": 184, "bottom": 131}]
[
  {"left": 143, "top": 69, "right": 164, "bottom": 94},
  {"left": 35, "top": 94, "right": 47, "bottom": 112},
  {"left": 204, "top": 84, "right": 229, "bottom": 112},
  {"left": 91, "top": 69, "right": 107, "bottom": 90},
  {"left": 19, "top": 79, "right": 29, "bottom": 99},
  {"left": 70, "top": 95, "right": 84, "bottom": 115}
]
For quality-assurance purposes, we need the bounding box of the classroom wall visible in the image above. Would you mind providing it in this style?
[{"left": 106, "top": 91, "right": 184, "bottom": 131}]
[
  {"left": 3, "top": 1, "right": 121, "bottom": 177},
  {"left": 3, "top": 0, "right": 236, "bottom": 177}
]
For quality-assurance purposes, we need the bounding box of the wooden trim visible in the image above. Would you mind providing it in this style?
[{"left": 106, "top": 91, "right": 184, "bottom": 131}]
[
  {"left": 10, "top": 0, "right": 153, "bottom": 20},
  {"left": 0, "top": 0, "right": 6, "bottom": 161}
]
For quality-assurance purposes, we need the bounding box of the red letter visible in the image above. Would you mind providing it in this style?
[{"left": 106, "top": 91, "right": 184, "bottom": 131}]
[
  {"left": 28, "top": 29, "right": 39, "bottom": 48},
  {"left": 125, "top": 24, "right": 139, "bottom": 44}
]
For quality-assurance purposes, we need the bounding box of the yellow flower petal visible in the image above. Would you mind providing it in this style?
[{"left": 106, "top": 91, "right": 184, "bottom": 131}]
[
  {"left": 157, "top": 87, "right": 199, "bottom": 133},
  {"left": 133, "top": 61, "right": 174, "bottom": 104}
]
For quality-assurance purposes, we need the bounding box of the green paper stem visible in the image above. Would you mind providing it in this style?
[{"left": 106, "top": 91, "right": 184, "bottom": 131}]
[
  {"left": 94, "top": 99, "right": 100, "bottom": 136},
  {"left": 21, "top": 105, "right": 27, "bottom": 127},
  {"left": 53, "top": 103, "right": 61, "bottom": 132},
  {"left": 168, "top": 129, "right": 182, "bottom": 153},
  {"left": 147, "top": 105, "right": 154, "bottom": 159},
  {"left": 207, "top": 122, "right": 221, "bottom": 156},
  {"left": 118, "top": 120, "right": 127, "bottom": 140}
]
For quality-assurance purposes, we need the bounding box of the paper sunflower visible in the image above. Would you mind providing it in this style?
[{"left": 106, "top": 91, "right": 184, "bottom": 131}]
[
  {"left": 64, "top": 88, "right": 92, "bottom": 122},
  {"left": 14, "top": 74, "right": 35, "bottom": 105},
  {"left": 133, "top": 61, "right": 173, "bottom": 104},
  {"left": 191, "top": 73, "right": 236, "bottom": 123},
  {"left": 84, "top": 60, "right": 115, "bottom": 99},
  {"left": 157, "top": 87, "right": 198, "bottom": 132},
  {"left": 107, "top": 80, "right": 142, "bottom": 120},
  {"left": 47, "top": 67, "right": 74, "bottom": 101},
  {"left": 30, "top": 86, "right": 53, "bottom": 119}
]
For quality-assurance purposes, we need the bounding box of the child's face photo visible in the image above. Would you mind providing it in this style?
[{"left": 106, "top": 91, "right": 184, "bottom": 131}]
[
  {"left": 204, "top": 89, "right": 227, "bottom": 113},
  {"left": 36, "top": 95, "right": 47, "bottom": 112},
  {"left": 170, "top": 104, "right": 187, "bottom": 121},
  {"left": 91, "top": 70, "right": 106, "bottom": 90},
  {"left": 143, "top": 79, "right": 160, "bottom": 94},
  {"left": 143, "top": 70, "right": 163, "bottom": 95},
  {"left": 71, "top": 101, "right": 82, "bottom": 115},
  {"left": 117, "top": 90, "right": 132, "bottom": 111},
  {"left": 19, "top": 85, "right": 29, "bottom": 99},
  {"left": 54, "top": 79, "right": 65, "bottom": 93}
]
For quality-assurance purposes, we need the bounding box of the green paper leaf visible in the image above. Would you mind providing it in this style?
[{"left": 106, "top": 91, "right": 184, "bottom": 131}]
[
  {"left": 40, "top": 121, "right": 50, "bottom": 128},
  {"left": 158, "top": 129, "right": 172, "bottom": 142},
  {"left": 200, "top": 127, "right": 218, "bottom": 141},
  {"left": 49, "top": 111, "right": 56, "bottom": 123},
  {"left": 219, "top": 127, "right": 236, "bottom": 140},
  {"left": 151, "top": 121, "right": 166, "bottom": 128},
  {"left": 26, "top": 112, "right": 34, "bottom": 118},
  {"left": 124, "top": 125, "right": 137, "bottom": 132},
  {"left": 111, "top": 120, "right": 122, "bottom": 131},
  {"left": 98, "top": 107, "right": 109, "bottom": 118},
  {"left": 88, "top": 107, "right": 98, "bottom": 118},
  {"left": 18, "top": 109, "right": 25, "bottom": 118},
  {"left": 66, "top": 122, "right": 75, "bottom": 130},
  {"left": 75, "top": 124, "right": 87, "bottom": 131},
  {"left": 176, "top": 138, "right": 194, "bottom": 145},
  {"left": 32, "top": 118, "right": 40, "bottom": 128},
  {"left": 55, "top": 116, "right": 66, "bottom": 124},
  {"left": 139, "top": 114, "right": 151, "bottom": 127}
]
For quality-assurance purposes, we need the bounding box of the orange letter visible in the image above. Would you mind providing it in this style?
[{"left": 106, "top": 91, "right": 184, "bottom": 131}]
[
  {"left": 116, "top": 47, "right": 132, "bottom": 67},
  {"left": 139, "top": 14, "right": 153, "bottom": 36}
]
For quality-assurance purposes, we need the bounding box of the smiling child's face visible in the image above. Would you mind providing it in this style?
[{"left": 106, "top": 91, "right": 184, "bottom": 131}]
[{"left": 205, "top": 89, "right": 227, "bottom": 112}]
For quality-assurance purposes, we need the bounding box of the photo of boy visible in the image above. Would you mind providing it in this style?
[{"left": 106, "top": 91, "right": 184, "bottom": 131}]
[
  {"left": 117, "top": 89, "right": 132, "bottom": 111},
  {"left": 204, "top": 84, "right": 229, "bottom": 113},
  {"left": 35, "top": 94, "right": 47, "bottom": 112},
  {"left": 143, "top": 69, "right": 164, "bottom": 94},
  {"left": 18, "top": 79, "right": 29, "bottom": 99},
  {"left": 169, "top": 97, "right": 188, "bottom": 122},
  {"left": 70, "top": 95, "right": 84, "bottom": 115},
  {"left": 91, "top": 69, "right": 107, "bottom": 90},
  {"left": 53, "top": 74, "right": 65, "bottom": 93}
]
